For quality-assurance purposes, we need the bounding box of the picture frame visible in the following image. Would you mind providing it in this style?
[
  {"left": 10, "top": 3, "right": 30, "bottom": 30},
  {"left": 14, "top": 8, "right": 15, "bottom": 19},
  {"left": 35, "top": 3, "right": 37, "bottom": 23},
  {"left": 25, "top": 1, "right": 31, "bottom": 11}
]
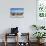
[{"left": 10, "top": 8, "right": 24, "bottom": 18}]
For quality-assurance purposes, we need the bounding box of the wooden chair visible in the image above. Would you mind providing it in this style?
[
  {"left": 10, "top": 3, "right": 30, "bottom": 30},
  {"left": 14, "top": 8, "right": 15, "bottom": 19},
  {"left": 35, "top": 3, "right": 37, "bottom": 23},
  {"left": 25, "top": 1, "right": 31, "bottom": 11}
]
[
  {"left": 20, "top": 33, "right": 30, "bottom": 46},
  {"left": 4, "top": 33, "right": 18, "bottom": 46}
]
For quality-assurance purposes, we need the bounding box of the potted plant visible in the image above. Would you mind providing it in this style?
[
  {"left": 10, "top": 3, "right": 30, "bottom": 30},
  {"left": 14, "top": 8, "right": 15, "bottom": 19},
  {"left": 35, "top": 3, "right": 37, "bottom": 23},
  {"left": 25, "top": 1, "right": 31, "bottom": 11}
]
[{"left": 33, "top": 32, "right": 46, "bottom": 43}]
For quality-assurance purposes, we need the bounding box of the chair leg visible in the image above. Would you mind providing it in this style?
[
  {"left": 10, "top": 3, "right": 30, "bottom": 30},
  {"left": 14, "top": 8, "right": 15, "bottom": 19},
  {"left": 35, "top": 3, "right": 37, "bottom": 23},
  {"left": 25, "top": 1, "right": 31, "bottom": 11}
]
[
  {"left": 4, "top": 33, "right": 7, "bottom": 46},
  {"left": 17, "top": 34, "right": 18, "bottom": 46},
  {"left": 4, "top": 41, "right": 7, "bottom": 46},
  {"left": 16, "top": 34, "right": 18, "bottom": 46}
]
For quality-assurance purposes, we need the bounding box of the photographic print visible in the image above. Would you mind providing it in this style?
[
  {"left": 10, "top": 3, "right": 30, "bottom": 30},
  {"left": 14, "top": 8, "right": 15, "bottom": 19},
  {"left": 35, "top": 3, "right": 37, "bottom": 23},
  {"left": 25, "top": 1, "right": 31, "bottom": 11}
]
[{"left": 10, "top": 8, "right": 24, "bottom": 18}]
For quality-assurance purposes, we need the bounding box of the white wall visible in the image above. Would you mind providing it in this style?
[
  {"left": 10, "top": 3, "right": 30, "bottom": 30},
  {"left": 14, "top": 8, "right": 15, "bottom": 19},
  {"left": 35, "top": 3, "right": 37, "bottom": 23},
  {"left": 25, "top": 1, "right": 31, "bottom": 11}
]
[{"left": 0, "top": 0, "right": 36, "bottom": 42}]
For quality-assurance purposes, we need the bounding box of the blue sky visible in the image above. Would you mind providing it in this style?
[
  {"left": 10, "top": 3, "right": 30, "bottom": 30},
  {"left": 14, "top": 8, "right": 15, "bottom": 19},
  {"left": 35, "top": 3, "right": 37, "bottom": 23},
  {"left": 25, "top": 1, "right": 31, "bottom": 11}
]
[{"left": 10, "top": 8, "right": 24, "bottom": 13}]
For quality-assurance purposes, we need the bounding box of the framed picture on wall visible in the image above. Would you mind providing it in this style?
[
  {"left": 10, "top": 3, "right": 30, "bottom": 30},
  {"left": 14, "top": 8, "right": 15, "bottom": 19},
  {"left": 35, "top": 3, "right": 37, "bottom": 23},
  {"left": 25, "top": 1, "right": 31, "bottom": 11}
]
[{"left": 10, "top": 8, "right": 24, "bottom": 18}]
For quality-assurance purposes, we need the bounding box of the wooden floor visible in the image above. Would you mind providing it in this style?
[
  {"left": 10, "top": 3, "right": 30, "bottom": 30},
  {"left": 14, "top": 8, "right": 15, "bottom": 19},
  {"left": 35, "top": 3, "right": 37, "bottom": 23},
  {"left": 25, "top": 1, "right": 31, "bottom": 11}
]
[{"left": 0, "top": 42, "right": 46, "bottom": 46}]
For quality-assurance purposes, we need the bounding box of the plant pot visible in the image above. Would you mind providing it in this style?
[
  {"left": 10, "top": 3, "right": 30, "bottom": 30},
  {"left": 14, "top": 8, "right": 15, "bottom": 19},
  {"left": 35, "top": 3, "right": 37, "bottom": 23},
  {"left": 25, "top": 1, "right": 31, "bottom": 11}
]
[
  {"left": 40, "top": 38, "right": 45, "bottom": 43},
  {"left": 37, "top": 39, "right": 40, "bottom": 43},
  {"left": 37, "top": 39, "right": 45, "bottom": 44},
  {"left": 37, "top": 39, "right": 40, "bottom": 46}
]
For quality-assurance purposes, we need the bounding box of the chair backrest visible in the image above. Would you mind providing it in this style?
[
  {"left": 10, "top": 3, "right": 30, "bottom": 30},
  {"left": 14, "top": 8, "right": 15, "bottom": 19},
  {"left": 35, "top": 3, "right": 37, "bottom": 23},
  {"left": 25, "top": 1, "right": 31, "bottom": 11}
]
[{"left": 11, "top": 27, "right": 18, "bottom": 34}]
